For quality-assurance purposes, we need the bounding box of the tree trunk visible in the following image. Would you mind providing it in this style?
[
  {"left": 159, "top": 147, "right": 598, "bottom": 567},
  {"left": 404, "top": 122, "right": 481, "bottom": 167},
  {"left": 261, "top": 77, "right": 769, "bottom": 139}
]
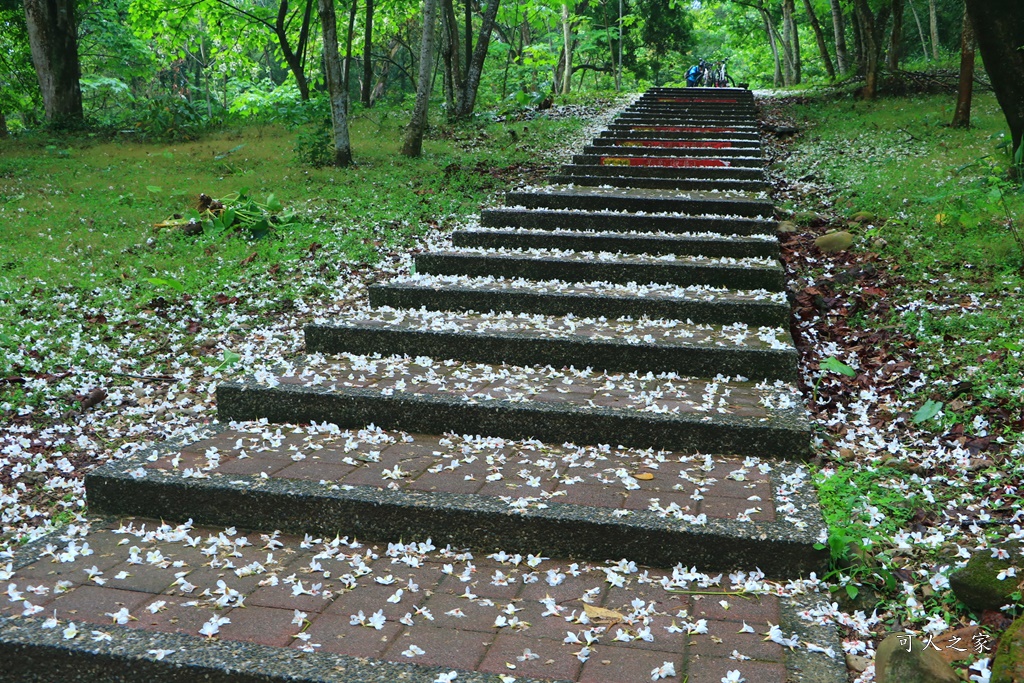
[
  {"left": 362, "top": 0, "right": 374, "bottom": 106},
  {"left": 964, "top": 0, "right": 1024, "bottom": 155},
  {"left": 561, "top": 3, "right": 572, "bottom": 94},
  {"left": 851, "top": 8, "right": 864, "bottom": 74},
  {"left": 908, "top": 0, "right": 929, "bottom": 60},
  {"left": 344, "top": 0, "right": 358, "bottom": 102},
  {"left": 928, "top": 0, "right": 939, "bottom": 59},
  {"left": 465, "top": 0, "right": 473, "bottom": 75},
  {"left": 853, "top": 0, "right": 889, "bottom": 99},
  {"left": 782, "top": 0, "right": 797, "bottom": 85},
  {"left": 887, "top": 0, "right": 903, "bottom": 70},
  {"left": 761, "top": 8, "right": 783, "bottom": 87},
  {"left": 402, "top": 0, "right": 438, "bottom": 157},
  {"left": 950, "top": 7, "right": 974, "bottom": 128},
  {"left": 803, "top": 0, "right": 836, "bottom": 79},
  {"left": 23, "top": 0, "right": 83, "bottom": 125},
  {"left": 275, "top": 0, "right": 312, "bottom": 100},
  {"left": 616, "top": 0, "right": 623, "bottom": 91},
  {"left": 440, "top": 0, "right": 463, "bottom": 112},
  {"left": 829, "top": 0, "right": 849, "bottom": 73},
  {"left": 0, "top": 111, "right": 8, "bottom": 139},
  {"left": 454, "top": 0, "right": 501, "bottom": 118},
  {"left": 318, "top": 0, "right": 353, "bottom": 166}
]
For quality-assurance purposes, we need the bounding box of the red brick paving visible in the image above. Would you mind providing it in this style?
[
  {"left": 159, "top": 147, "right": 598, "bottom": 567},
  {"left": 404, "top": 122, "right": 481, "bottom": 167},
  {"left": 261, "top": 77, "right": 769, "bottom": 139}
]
[{"left": 4, "top": 519, "right": 796, "bottom": 683}]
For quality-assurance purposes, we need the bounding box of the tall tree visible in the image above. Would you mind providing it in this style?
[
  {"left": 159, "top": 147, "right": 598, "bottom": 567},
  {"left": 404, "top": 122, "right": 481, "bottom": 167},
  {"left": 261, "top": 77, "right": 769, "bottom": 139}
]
[
  {"left": 886, "top": 0, "right": 903, "bottom": 70},
  {"left": 23, "top": 0, "right": 83, "bottom": 124},
  {"left": 454, "top": 0, "right": 500, "bottom": 119},
  {"left": 964, "top": 0, "right": 1024, "bottom": 157},
  {"left": 950, "top": 4, "right": 973, "bottom": 128},
  {"left": 907, "top": 0, "right": 929, "bottom": 60},
  {"left": 318, "top": 0, "right": 353, "bottom": 165},
  {"left": 361, "top": 0, "right": 373, "bottom": 105},
  {"left": 803, "top": 0, "right": 836, "bottom": 79},
  {"left": 829, "top": 0, "right": 849, "bottom": 73},
  {"left": 402, "top": 0, "right": 438, "bottom": 156},
  {"left": 927, "top": 0, "right": 938, "bottom": 58},
  {"left": 781, "top": 0, "right": 801, "bottom": 85},
  {"left": 440, "top": 0, "right": 463, "bottom": 111},
  {"left": 851, "top": 0, "right": 890, "bottom": 99}
]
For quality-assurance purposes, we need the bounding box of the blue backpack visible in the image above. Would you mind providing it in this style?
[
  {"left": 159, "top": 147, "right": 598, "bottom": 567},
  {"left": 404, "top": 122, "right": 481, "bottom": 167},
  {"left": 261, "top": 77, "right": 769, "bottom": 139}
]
[{"left": 686, "top": 65, "right": 701, "bottom": 82}]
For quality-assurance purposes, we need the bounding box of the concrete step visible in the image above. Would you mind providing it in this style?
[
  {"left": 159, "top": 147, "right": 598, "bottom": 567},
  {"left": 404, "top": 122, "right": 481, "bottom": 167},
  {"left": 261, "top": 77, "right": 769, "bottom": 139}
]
[
  {"left": 622, "top": 106, "right": 755, "bottom": 116},
  {"left": 86, "top": 426, "right": 823, "bottom": 572},
  {"left": 581, "top": 144, "right": 762, "bottom": 158},
  {"left": 479, "top": 207, "right": 775, "bottom": 236},
  {"left": 215, "top": 353, "right": 811, "bottom": 459},
  {"left": 415, "top": 249, "right": 783, "bottom": 291},
  {"left": 558, "top": 163, "right": 765, "bottom": 181},
  {"left": 606, "top": 124, "right": 759, "bottom": 136},
  {"left": 368, "top": 273, "right": 790, "bottom": 327},
  {"left": 504, "top": 186, "right": 773, "bottom": 219},
  {"left": 572, "top": 154, "right": 763, "bottom": 168},
  {"left": 613, "top": 117, "right": 759, "bottom": 127},
  {"left": 598, "top": 129, "right": 760, "bottom": 141},
  {"left": 306, "top": 308, "right": 796, "bottom": 380},
  {"left": 452, "top": 227, "right": 779, "bottom": 259},
  {"left": 548, "top": 174, "right": 768, "bottom": 193},
  {"left": 0, "top": 515, "right": 842, "bottom": 683},
  {"left": 589, "top": 138, "right": 761, "bottom": 151}
]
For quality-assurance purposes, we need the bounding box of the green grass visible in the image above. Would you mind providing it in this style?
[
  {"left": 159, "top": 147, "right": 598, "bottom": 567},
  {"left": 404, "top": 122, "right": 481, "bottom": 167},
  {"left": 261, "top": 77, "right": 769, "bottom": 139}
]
[
  {"left": 0, "top": 111, "right": 586, "bottom": 382},
  {"left": 784, "top": 91, "right": 1024, "bottom": 431}
]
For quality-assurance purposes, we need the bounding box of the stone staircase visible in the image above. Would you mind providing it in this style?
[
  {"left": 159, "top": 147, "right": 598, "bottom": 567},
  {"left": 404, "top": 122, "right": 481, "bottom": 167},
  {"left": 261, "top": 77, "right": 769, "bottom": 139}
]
[{"left": 0, "top": 88, "right": 845, "bottom": 683}]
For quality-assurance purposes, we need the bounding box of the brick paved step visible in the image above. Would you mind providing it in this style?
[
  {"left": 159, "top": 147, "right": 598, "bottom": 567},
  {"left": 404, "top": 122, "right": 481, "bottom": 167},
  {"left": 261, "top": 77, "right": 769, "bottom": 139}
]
[
  {"left": 611, "top": 118, "right": 758, "bottom": 129},
  {"left": 598, "top": 129, "right": 760, "bottom": 141},
  {"left": 589, "top": 138, "right": 762, "bottom": 151},
  {"left": 452, "top": 227, "right": 778, "bottom": 259},
  {"left": 620, "top": 107, "right": 755, "bottom": 117},
  {"left": 370, "top": 273, "right": 787, "bottom": 327},
  {"left": 572, "top": 154, "right": 763, "bottom": 168},
  {"left": 504, "top": 187, "right": 772, "bottom": 219},
  {"left": 0, "top": 517, "right": 843, "bottom": 683},
  {"left": 548, "top": 174, "right": 768, "bottom": 193},
  {"left": 305, "top": 309, "right": 796, "bottom": 380},
  {"left": 606, "top": 123, "right": 759, "bottom": 134},
  {"left": 414, "top": 250, "right": 783, "bottom": 291},
  {"left": 215, "top": 353, "right": 810, "bottom": 459},
  {"left": 85, "top": 426, "right": 823, "bottom": 572},
  {"left": 559, "top": 163, "right": 765, "bottom": 180},
  {"left": 581, "top": 145, "right": 761, "bottom": 159},
  {"left": 479, "top": 207, "right": 775, "bottom": 236}
]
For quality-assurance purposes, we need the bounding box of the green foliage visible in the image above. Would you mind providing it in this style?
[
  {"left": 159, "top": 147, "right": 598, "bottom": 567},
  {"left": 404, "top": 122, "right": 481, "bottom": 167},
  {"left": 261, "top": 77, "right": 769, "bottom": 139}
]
[
  {"left": 294, "top": 116, "right": 335, "bottom": 168},
  {"left": 134, "top": 94, "right": 210, "bottom": 141},
  {"left": 912, "top": 399, "right": 944, "bottom": 424}
]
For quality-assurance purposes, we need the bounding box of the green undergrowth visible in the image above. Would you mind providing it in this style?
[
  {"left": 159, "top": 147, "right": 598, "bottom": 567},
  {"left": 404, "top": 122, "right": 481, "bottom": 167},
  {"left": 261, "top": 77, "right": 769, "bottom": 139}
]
[
  {"left": 0, "top": 110, "right": 585, "bottom": 383},
  {"left": 785, "top": 92, "right": 1024, "bottom": 433}
]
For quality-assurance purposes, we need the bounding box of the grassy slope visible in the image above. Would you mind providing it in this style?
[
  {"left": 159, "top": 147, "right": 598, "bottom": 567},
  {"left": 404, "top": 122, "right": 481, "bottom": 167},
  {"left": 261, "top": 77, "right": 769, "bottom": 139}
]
[{"left": 776, "top": 90, "right": 1023, "bottom": 677}]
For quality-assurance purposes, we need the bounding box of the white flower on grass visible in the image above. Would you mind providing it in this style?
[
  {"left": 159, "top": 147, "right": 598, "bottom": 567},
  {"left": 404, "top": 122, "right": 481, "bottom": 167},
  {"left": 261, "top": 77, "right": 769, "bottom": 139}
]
[
  {"left": 651, "top": 661, "right": 676, "bottom": 679},
  {"left": 721, "top": 671, "right": 745, "bottom": 683},
  {"left": 969, "top": 658, "right": 991, "bottom": 683},
  {"left": 401, "top": 644, "right": 425, "bottom": 657},
  {"left": 148, "top": 649, "right": 176, "bottom": 661}
]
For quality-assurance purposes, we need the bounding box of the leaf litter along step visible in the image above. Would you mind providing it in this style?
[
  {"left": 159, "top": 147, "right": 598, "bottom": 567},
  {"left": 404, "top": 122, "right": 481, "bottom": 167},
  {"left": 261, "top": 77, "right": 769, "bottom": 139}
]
[
  {"left": 304, "top": 308, "right": 797, "bottom": 380},
  {"left": 559, "top": 163, "right": 765, "bottom": 181},
  {"left": 215, "top": 351, "right": 811, "bottom": 458},
  {"left": 414, "top": 248, "right": 785, "bottom": 291},
  {"left": 503, "top": 186, "right": 773, "bottom": 219},
  {"left": 86, "top": 422, "right": 827, "bottom": 573},
  {"left": 0, "top": 517, "right": 843, "bottom": 683},
  {"left": 479, "top": 207, "right": 775, "bottom": 237},
  {"left": 451, "top": 227, "right": 780, "bottom": 260},
  {"left": 368, "top": 274, "right": 791, "bottom": 328}
]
